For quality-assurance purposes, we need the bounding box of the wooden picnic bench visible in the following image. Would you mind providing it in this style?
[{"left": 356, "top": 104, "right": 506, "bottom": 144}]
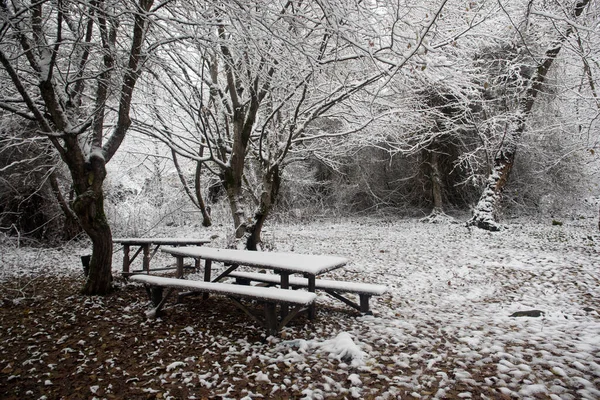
[
  {"left": 227, "top": 271, "right": 387, "bottom": 314},
  {"left": 113, "top": 238, "right": 211, "bottom": 276},
  {"left": 130, "top": 274, "right": 316, "bottom": 336}
]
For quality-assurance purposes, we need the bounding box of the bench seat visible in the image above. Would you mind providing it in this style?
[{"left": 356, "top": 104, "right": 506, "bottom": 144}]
[
  {"left": 227, "top": 271, "right": 387, "bottom": 314},
  {"left": 130, "top": 275, "right": 316, "bottom": 335}
]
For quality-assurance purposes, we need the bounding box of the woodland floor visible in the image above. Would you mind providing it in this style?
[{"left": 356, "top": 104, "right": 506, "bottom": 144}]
[
  {"left": 0, "top": 274, "right": 324, "bottom": 399},
  {"left": 0, "top": 274, "right": 551, "bottom": 400},
  {"left": 1, "top": 217, "right": 599, "bottom": 399}
]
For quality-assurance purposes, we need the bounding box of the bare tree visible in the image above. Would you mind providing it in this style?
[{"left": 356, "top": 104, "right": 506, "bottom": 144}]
[
  {"left": 139, "top": 0, "right": 449, "bottom": 249},
  {"left": 0, "top": 0, "right": 156, "bottom": 293}
]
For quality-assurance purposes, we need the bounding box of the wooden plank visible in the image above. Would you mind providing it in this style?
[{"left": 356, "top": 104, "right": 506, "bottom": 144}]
[
  {"left": 325, "top": 289, "right": 361, "bottom": 311},
  {"left": 228, "top": 296, "right": 264, "bottom": 327},
  {"left": 212, "top": 263, "right": 239, "bottom": 283},
  {"left": 227, "top": 271, "right": 387, "bottom": 295},
  {"left": 129, "top": 246, "right": 144, "bottom": 265},
  {"left": 132, "top": 276, "right": 316, "bottom": 335},
  {"left": 114, "top": 238, "right": 211, "bottom": 245},
  {"left": 160, "top": 246, "right": 348, "bottom": 276},
  {"left": 359, "top": 294, "right": 372, "bottom": 314},
  {"left": 264, "top": 302, "right": 278, "bottom": 336},
  {"left": 129, "top": 275, "right": 316, "bottom": 305}
]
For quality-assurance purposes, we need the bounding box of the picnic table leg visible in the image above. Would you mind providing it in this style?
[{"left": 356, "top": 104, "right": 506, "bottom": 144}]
[
  {"left": 175, "top": 256, "right": 185, "bottom": 278},
  {"left": 280, "top": 272, "right": 290, "bottom": 319},
  {"left": 306, "top": 275, "right": 316, "bottom": 320},
  {"left": 142, "top": 244, "right": 151, "bottom": 273},
  {"left": 359, "top": 294, "right": 371, "bottom": 314},
  {"left": 264, "top": 302, "right": 278, "bottom": 336},
  {"left": 122, "top": 245, "right": 130, "bottom": 275},
  {"left": 203, "top": 259, "right": 212, "bottom": 300}
]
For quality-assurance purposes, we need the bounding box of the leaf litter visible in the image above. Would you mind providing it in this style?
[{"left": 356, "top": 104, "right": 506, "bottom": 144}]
[{"left": 0, "top": 217, "right": 599, "bottom": 399}]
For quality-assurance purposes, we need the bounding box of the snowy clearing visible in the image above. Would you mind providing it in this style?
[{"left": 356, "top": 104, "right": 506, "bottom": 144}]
[{"left": 1, "top": 217, "right": 599, "bottom": 399}]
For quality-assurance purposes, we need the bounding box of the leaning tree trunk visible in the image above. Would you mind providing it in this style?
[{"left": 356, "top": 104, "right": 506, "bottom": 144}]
[
  {"left": 245, "top": 164, "right": 282, "bottom": 251},
  {"left": 468, "top": 0, "right": 590, "bottom": 231},
  {"left": 0, "top": 0, "right": 154, "bottom": 295},
  {"left": 468, "top": 121, "right": 521, "bottom": 231}
]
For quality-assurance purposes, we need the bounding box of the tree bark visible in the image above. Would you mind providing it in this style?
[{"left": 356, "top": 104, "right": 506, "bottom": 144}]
[
  {"left": 193, "top": 147, "right": 212, "bottom": 227},
  {"left": 468, "top": 0, "right": 590, "bottom": 231},
  {"left": 430, "top": 148, "right": 444, "bottom": 214},
  {"left": 245, "top": 164, "right": 282, "bottom": 251},
  {"left": 79, "top": 198, "right": 113, "bottom": 294},
  {"left": 223, "top": 166, "right": 247, "bottom": 240},
  {"left": 68, "top": 151, "right": 113, "bottom": 294}
]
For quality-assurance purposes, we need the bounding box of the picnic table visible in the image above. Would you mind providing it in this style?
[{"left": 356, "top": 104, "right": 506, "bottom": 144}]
[
  {"left": 130, "top": 246, "right": 387, "bottom": 335},
  {"left": 113, "top": 238, "right": 211, "bottom": 275},
  {"left": 160, "top": 246, "right": 349, "bottom": 319}
]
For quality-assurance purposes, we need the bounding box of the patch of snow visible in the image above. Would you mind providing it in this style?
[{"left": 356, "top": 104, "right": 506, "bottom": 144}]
[
  {"left": 166, "top": 361, "right": 186, "bottom": 372},
  {"left": 254, "top": 371, "right": 270, "bottom": 383},
  {"left": 317, "top": 332, "right": 367, "bottom": 367}
]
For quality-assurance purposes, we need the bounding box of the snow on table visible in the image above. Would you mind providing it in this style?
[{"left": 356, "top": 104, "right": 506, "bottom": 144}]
[
  {"left": 113, "top": 238, "right": 211, "bottom": 245},
  {"left": 160, "top": 246, "right": 349, "bottom": 275}
]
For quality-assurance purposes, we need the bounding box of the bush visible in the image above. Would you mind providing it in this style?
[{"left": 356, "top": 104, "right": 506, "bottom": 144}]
[{"left": 0, "top": 117, "right": 69, "bottom": 244}]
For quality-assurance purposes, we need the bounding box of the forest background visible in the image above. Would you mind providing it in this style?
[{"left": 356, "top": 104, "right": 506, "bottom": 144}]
[{"left": 1, "top": 0, "right": 599, "bottom": 294}]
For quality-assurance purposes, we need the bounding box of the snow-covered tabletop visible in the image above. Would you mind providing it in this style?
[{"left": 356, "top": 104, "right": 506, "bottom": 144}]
[
  {"left": 160, "top": 246, "right": 348, "bottom": 276},
  {"left": 113, "top": 238, "right": 211, "bottom": 245}
]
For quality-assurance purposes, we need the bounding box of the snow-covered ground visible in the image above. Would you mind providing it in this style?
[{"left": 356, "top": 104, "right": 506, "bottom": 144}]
[{"left": 1, "top": 216, "right": 599, "bottom": 399}]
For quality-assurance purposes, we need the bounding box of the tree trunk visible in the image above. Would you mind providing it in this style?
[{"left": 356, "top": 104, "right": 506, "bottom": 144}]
[
  {"left": 430, "top": 149, "right": 444, "bottom": 214},
  {"left": 223, "top": 168, "right": 248, "bottom": 241},
  {"left": 194, "top": 155, "right": 212, "bottom": 227},
  {"left": 70, "top": 152, "right": 114, "bottom": 295},
  {"left": 81, "top": 209, "right": 113, "bottom": 295},
  {"left": 223, "top": 125, "right": 251, "bottom": 241},
  {"left": 245, "top": 164, "right": 282, "bottom": 251},
  {"left": 220, "top": 161, "right": 282, "bottom": 250},
  {"left": 467, "top": 0, "right": 590, "bottom": 231},
  {"left": 468, "top": 121, "right": 520, "bottom": 231},
  {"left": 0, "top": 0, "right": 154, "bottom": 295}
]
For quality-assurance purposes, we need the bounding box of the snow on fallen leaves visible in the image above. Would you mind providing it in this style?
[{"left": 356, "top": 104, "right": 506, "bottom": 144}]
[{"left": 0, "top": 217, "right": 599, "bottom": 399}]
